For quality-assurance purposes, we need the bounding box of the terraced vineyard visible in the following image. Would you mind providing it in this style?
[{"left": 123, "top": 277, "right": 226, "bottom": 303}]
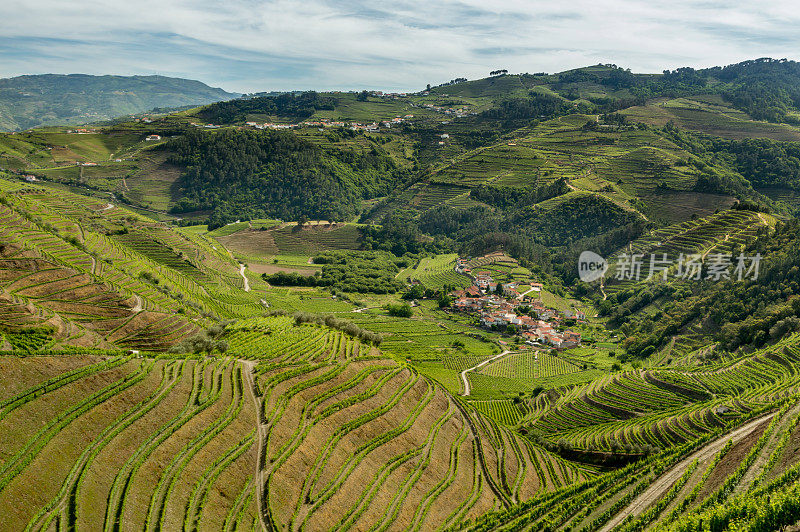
[
  {"left": 479, "top": 351, "right": 583, "bottom": 381},
  {"left": 0, "top": 250, "right": 199, "bottom": 350},
  {"left": 398, "top": 253, "right": 471, "bottom": 289},
  {"left": 0, "top": 316, "right": 590, "bottom": 531},
  {"left": 5, "top": 174, "right": 800, "bottom": 531},
  {"left": 215, "top": 222, "right": 364, "bottom": 260},
  {"left": 464, "top": 391, "right": 800, "bottom": 532},
  {"left": 531, "top": 338, "right": 800, "bottom": 453},
  {"left": 8, "top": 329, "right": 800, "bottom": 531},
  {"left": 602, "top": 209, "right": 771, "bottom": 296},
  {"left": 473, "top": 399, "right": 525, "bottom": 426},
  {"left": 6, "top": 71, "right": 800, "bottom": 531},
  {"left": 0, "top": 355, "right": 259, "bottom": 532},
  {"left": 0, "top": 177, "right": 270, "bottom": 350},
  {"left": 253, "top": 325, "right": 588, "bottom": 530},
  {"left": 377, "top": 112, "right": 744, "bottom": 225}
]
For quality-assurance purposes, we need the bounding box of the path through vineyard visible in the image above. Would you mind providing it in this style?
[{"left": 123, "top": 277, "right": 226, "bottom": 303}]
[
  {"left": 460, "top": 350, "right": 510, "bottom": 395},
  {"left": 599, "top": 411, "right": 777, "bottom": 532},
  {"left": 241, "top": 359, "right": 266, "bottom": 532}
]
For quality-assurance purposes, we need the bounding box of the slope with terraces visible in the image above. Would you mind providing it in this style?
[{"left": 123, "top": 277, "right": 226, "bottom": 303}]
[
  {"left": 0, "top": 314, "right": 591, "bottom": 531},
  {"left": 466, "top": 334, "right": 800, "bottom": 531},
  {"left": 0, "top": 176, "right": 266, "bottom": 351}
]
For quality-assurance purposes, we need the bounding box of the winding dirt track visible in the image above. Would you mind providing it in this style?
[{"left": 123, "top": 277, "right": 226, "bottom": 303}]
[
  {"left": 599, "top": 411, "right": 776, "bottom": 532},
  {"left": 239, "top": 263, "right": 250, "bottom": 292},
  {"left": 460, "top": 350, "right": 510, "bottom": 396},
  {"left": 241, "top": 360, "right": 268, "bottom": 532}
]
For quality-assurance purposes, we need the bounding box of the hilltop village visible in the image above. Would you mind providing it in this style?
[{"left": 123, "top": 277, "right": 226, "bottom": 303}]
[
  {"left": 449, "top": 257, "right": 583, "bottom": 349},
  {"left": 244, "top": 114, "right": 415, "bottom": 131}
]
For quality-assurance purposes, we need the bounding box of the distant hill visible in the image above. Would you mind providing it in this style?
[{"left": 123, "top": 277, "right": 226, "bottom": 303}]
[{"left": 0, "top": 74, "right": 238, "bottom": 131}]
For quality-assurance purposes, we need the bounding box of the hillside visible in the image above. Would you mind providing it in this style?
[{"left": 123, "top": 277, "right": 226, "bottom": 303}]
[
  {"left": 5, "top": 58, "right": 800, "bottom": 531},
  {"left": 4, "top": 59, "right": 800, "bottom": 230},
  {"left": 0, "top": 177, "right": 592, "bottom": 529},
  {"left": 0, "top": 74, "right": 237, "bottom": 131}
]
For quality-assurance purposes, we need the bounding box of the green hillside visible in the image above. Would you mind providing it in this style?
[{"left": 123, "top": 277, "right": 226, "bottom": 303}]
[
  {"left": 5, "top": 58, "right": 800, "bottom": 530},
  {"left": 0, "top": 74, "right": 237, "bottom": 131},
  {"left": 4, "top": 173, "right": 800, "bottom": 530}
]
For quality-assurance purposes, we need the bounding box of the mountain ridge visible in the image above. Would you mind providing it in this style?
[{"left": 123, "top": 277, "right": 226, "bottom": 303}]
[{"left": 0, "top": 73, "right": 239, "bottom": 131}]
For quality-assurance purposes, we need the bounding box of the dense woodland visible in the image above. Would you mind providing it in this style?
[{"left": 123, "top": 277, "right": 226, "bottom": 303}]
[
  {"left": 479, "top": 92, "right": 578, "bottom": 123},
  {"left": 415, "top": 191, "right": 640, "bottom": 277},
  {"left": 264, "top": 250, "right": 406, "bottom": 293},
  {"left": 469, "top": 178, "right": 568, "bottom": 209},
  {"left": 195, "top": 91, "right": 336, "bottom": 123},
  {"left": 553, "top": 58, "right": 800, "bottom": 123},
  {"left": 166, "top": 129, "right": 405, "bottom": 228},
  {"left": 701, "top": 137, "right": 800, "bottom": 192}
]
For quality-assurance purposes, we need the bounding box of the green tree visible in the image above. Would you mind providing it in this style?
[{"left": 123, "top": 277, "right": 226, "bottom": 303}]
[{"left": 386, "top": 302, "right": 413, "bottom": 317}]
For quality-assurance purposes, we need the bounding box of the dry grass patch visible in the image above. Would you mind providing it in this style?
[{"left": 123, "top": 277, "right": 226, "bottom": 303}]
[
  {"left": 74, "top": 360, "right": 197, "bottom": 530},
  {"left": 0, "top": 359, "right": 159, "bottom": 531},
  {"left": 0, "top": 355, "right": 105, "bottom": 401}
]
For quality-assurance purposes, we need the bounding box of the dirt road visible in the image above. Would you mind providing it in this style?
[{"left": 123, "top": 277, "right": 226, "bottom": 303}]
[
  {"left": 599, "top": 411, "right": 776, "bottom": 531},
  {"left": 241, "top": 359, "right": 267, "bottom": 532},
  {"left": 460, "top": 350, "right": 510, "bottom": 396},
  {"left": 239, "top": 263, "right": 250, "bottom": 292},
  {"left": 131, "top": 294, "right": 143, "bottom": 312}
]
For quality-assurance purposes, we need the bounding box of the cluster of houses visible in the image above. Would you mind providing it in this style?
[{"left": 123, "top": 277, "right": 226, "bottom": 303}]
[
  {"left": 66, "top": 128, "right": 98, "bottom": 134},
  {"left": 243, "top": 115, "right": 414, "bottom": 132},
  {"left": 245, "top": 121, "right": 301, "bottom": 130},
  {"left": 366, "top": 91, "right": 410, "bottom": 99},
  {"left": 418, "top": 103, "right": 475, "bottom": 118},
  {"left": 449, "top": 259, "right": 584, "bottom": 349}
]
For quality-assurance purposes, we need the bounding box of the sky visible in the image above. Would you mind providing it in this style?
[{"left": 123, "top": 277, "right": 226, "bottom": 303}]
[{"left": 1, "top": 1, "right": 799, "bottom": 94}]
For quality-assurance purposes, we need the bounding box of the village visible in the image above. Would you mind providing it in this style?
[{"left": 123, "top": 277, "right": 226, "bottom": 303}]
[
  {"left": 417, "top": 100, "right": 475, "bottom": 118},
  {"left": 243, "top": 114, "right": 415, "bottom": 132},
  {"left": 449, "top": 257, "right": 584, "bottom": 349}
]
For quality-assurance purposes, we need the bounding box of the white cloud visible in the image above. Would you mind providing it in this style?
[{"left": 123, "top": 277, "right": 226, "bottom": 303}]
[{"left": 0, "top": 0, "right": 799, "bottom": 92}]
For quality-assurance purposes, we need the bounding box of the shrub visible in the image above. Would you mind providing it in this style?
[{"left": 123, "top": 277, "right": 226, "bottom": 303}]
[{"left": 385, "top": 303, "right": 413, "bottom": 318}]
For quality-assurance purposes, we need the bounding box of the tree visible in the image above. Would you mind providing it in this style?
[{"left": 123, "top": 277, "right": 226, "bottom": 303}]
[
  {"left": 402, "top": 284, "right": 425, "bottom": 300},
  {"left": 357, "top": 90, "right": 369, "bottom": 102},
  {"left": 386, "top": 302, "right": 413, "bottom": 317}
]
